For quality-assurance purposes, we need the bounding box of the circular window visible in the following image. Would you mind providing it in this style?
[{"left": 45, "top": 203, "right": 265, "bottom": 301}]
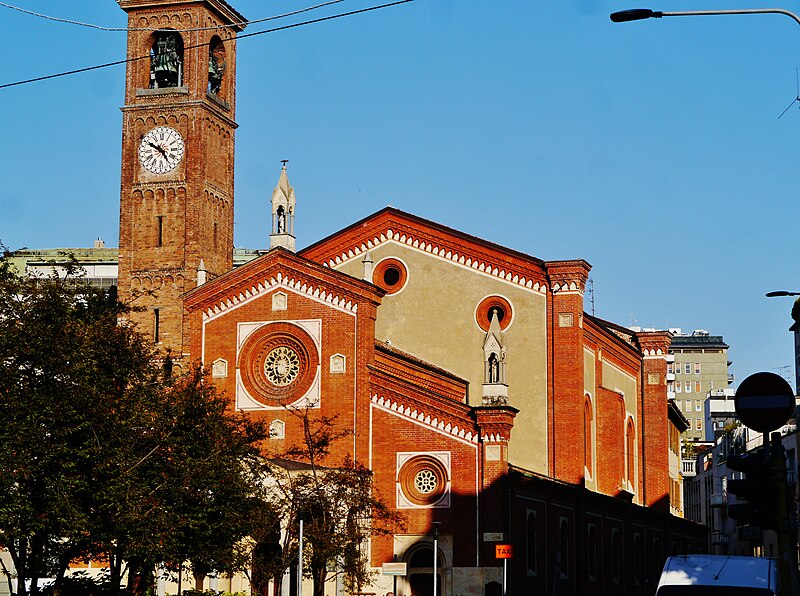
[
  {"left": 373, "top": 258, "right": 408, "bottom": 294},
  {"left": 264, "top": 346, "right": 300, "bottom": 386},
  {"left": 399, "top": 455, "right": 449, "bottom": 506},
  {"left": 239, "top": 322, "right": 319, "bottom": 406},
  {"left": 475, "top": 295, "right": 513, "bottom": 332}
]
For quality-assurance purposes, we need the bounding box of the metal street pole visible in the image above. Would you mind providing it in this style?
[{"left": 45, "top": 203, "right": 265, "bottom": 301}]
[
  {"left": 298, "top": 516, "right": 304, "bottom": 596},
  {"left": 432, "top": 522, "right": 440, "bottom": 596},
  {"left": 611, "top": 7, "right": 800, "bottom": 26}
]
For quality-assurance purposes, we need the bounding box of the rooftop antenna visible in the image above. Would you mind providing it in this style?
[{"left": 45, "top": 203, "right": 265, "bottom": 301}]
[
  {"left": 587, "top": 278, "right": 595, "bottom": 316},
  {"left": 778, "top": 68, "right": 800, "bottom": 119}
]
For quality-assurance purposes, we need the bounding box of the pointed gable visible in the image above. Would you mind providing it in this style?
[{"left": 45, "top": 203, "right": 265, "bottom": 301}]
[
  {"left": 184, "top": 247, "right": 383, "bottom": 319},
  {"left": 300, "top": 207, "right": 551, "bottom": 292}
]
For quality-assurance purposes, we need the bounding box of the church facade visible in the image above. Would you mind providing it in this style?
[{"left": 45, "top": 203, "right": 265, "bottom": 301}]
[{"left": 3, "top": 0, "right": 707, "bottom": 594}]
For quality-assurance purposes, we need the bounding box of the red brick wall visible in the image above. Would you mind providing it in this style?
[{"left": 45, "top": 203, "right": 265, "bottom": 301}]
[
  {"left": 596, "top": 387, "right": 624, "bottom": 496},
  {"left": 636, "top": 332, "right": 672, "bottom": 510}
]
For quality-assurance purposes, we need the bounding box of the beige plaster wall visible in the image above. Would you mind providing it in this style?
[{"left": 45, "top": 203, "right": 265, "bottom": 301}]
[{"left": 336, "top": 241, "right": 549, "bottom": 473}]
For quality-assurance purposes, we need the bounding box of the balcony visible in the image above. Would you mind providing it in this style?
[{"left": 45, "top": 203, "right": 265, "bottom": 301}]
[
  {"left": 710, "top": 493, "right": 727, "bottom": 507},
  {"left": 682, "top": 460, "right": 696, "bottom": 477},
  {"left": 737, "top": 525, "right": 763, "bottom": 542},
  {"left": 666, "top": 373, "right": 675, "bottom": 382}
]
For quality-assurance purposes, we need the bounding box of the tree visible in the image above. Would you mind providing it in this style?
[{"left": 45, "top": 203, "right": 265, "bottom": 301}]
[
  {"left": 248, "top": 411, "right": 403, "bottom": 596},
  {"left": 0, "top": 255, "right": 268, "bottom": 595}
]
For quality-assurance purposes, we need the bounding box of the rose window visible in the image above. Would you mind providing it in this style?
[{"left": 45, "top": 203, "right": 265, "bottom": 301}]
[
  {"left": 398, "top": 454, "right": 449, "bottom": 507},
  {"left": 238, "top": 322, "right": 320, "bottom": 407},
  {"left": 414, "top": 469, "right": 438, "bottom": 494},
  {"left": 264, "top": 346, "right": 300, "bottom": 386}
]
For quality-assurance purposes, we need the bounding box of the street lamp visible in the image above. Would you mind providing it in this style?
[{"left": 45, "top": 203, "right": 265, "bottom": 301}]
[
  {"left": 610, "top": 7, "right": 800, "bottom": 27},
  {"left": 766, "top": 291, "right": 800, "bottom": 394}
]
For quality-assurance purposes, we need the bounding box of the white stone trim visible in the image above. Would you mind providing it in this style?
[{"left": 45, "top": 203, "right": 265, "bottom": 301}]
[
  {"left": 370, "top": 394, "right": 479, "bottom": 445},
  {"left": 202, "top": 271, "right": 358, "bottom": 321},
  {"left": 325, "top": 234, "right": 548, "bottom": 295}
]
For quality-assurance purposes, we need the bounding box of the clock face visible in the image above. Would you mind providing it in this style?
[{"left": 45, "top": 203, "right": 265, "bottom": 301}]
[{"left": 138, "top": 126, "right": 184, "bottom": 174}]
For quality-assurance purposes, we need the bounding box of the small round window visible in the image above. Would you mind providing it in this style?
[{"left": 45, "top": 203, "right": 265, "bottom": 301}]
[
  {"left": 475, "top": 295, "right": 513, "bottom": 332},
  {"left": 398, "top": 455, "right": 448, "bottom": 506},
  {"left": 373, "top": 258, "right": 408, "bottom": 295}
]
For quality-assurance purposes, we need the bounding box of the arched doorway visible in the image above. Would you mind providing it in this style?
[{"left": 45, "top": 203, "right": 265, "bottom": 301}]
[{"left": 406, "top": 545, "right": 444, "bottom": 596}]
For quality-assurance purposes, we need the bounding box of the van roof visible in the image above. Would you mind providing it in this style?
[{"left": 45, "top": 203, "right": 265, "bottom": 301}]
[{"left": 659, "top": 555, "right": 777, "bottom": 590}]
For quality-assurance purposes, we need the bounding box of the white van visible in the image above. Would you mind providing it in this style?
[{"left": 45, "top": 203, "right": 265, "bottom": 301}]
[{"left": 656, "top": 555, "right": 780, "bottom": 595}]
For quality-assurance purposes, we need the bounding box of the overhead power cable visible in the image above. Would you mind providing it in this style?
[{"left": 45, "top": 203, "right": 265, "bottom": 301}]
[
  {"left": 0, "top": 0, "right": 414, "bottom": 91},
  {"left": 0, "top": 0, "right": 349, "bottom": 32}
]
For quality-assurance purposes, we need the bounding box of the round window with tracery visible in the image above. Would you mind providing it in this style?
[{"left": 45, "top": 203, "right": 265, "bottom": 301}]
[
  {"left": 398, "top": 455, "right": 449, "bottom": 507},
  {"left": 414, "top": 469, "right": 438, "bottom": 494},
  {"left": 264, "top": 346, "right": 300, "bottom": 386},
  {"left": 239, "top": 322, "right": 319, "bottom": 406}
]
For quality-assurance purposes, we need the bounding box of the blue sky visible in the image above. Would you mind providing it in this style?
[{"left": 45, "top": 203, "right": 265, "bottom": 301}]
[{"left": 2, "top": 0, "right": 800, "bottom": 387}]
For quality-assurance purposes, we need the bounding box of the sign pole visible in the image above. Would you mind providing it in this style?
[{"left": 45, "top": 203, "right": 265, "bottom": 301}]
[
  {"left": 298, "top": 517, "right": 304, "bottom": 596},
  {"left": 495, "top": 544, "right": 513, "bottom": 596}
]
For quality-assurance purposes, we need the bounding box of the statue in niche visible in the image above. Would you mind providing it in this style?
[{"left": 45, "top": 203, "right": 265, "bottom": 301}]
[
  {"left": 488, "top": 352, "right": 500, "bottom": 383},
  {"left": 276, "top": 207, "right": 286, "bottom": 233}
]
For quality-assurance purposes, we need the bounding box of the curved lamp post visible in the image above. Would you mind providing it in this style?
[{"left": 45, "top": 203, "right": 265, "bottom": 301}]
[{"left": 611, "top": 7, "right": 800, "bottom": 26}]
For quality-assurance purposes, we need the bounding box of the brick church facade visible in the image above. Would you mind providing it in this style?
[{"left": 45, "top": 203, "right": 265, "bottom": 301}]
[{"left": 111, "top": 1, "right": 707, "bottom": 595}]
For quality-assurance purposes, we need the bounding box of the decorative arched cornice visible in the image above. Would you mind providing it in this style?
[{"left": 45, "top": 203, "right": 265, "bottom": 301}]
[
  {"left": 202, "top": 271, "right": 358, "bottom": 321},
  {"left": 371, "top": 394, "right": 479, "bottom": 445},
  {"left": 300, "top": 209, "right": 551, "bottom": 295}
]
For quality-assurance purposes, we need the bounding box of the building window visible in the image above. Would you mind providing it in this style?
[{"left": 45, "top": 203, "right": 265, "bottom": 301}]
[
  {"left": 397, "top": 454, "right": 450, "bottom": 508},
  {"left": 684, "top": 400, "right": 691, "bottom": 412},
  {"left": 676, "top": 400, "right": 682, "bottom": 410},
  {"left": 676, "top": 365, "right": 681, "bottom": 375},
  {"left": 584, "top": 397, "right": 593, "bottom": 478},
  {"left": 626, "top": 419, "right": 636, "bottom": 491},
  {"left": 558, "top": 517, "right": 570, "bottom": 579},
  {"left": 526, "top": 511, "right": 538, "bottom": 576},
  {"left": 667, "top": 363, "right": 673, "bottom": 374},
  {"left": 695, "top": 401, "right": 701, "bottom": 412},
  {"left": 696, "top": 418, "right": 703, "bottom": 431},
  {"left": 157, "top": 216, "right": 164, "bottom": 247},
  {"left": 611, "top": 528, "right": 621, "bottom": 584},
  {"left": 676, "top": 383, "right": 682, "bottom": 394},
  {"left": 695, "top": 362, "right": 701, "bottom": 374},
  {"left": 695, "top": 381, "right": 701, "bottom": 393},
  {"left": 685, "top": 381, "right": 691, "bottom": 393},
  {"left": 153, "top": 308, "right": 160, "bottom": 343},
  {"left": 685, "top": 363, "right": 691, "bottom": 374},
  {"left": 373, "top": 258, "right": 409, "bottom": 295},
  {"left": 587, "top": 523, "right": 598, "bottom": 582}
]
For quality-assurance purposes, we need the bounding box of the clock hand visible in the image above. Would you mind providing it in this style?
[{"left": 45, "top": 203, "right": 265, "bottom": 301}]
[{"left": 148, "top": 141, "right": 169, "bottom": 159}]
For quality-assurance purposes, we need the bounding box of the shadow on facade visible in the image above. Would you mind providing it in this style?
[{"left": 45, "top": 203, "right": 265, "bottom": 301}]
[{"left": 399, "top": 472, "right": 708, "bottom": 596}]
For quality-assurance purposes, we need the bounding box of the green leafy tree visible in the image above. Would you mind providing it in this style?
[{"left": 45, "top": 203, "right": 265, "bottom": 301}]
[
  {"left": 248, "top": 411, "right": 403, "bottom": 596},
  {"left": 0, "top": 254, "right": 268, "bottom": 596}
]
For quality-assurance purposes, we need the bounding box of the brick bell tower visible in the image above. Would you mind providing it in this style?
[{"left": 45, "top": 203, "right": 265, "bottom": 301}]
[{"left": 117, "top": 0, "right": 245, "bottom": 358}]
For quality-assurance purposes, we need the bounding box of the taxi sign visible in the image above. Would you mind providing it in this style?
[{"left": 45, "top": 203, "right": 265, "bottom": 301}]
[{"left": 495, "top": 544, "right": 513, "bottom": 559}]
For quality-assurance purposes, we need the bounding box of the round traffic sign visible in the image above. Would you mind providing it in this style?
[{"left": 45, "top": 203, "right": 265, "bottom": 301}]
[{"left": 735, "top": 372, "right": 795, "bottom": 433}]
